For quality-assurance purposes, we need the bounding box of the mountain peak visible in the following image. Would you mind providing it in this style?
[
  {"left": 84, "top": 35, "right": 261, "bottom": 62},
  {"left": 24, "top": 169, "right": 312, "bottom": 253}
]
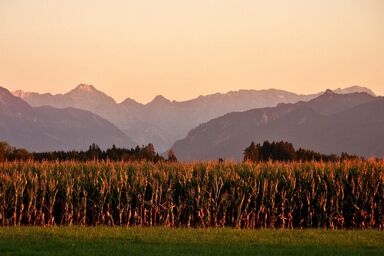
[
  {"left": 149, "top": 95, "right": 170, "bottom": 105},
  {"left": 65, "top": 84, "right": 117, "bottom": 105},
  {"left": 0, "top": 86, "right": 31, "bottom": 110},
  {"left": 333, "top": 85, "right": 376, "bottom": 96},
  {"left": 324, "top": 89, "right": 335, "bottom": 95},
  {"left": 120, "top": 97, "right": 143, "bottom": 108},
  {"left": 12, "top": 90, "right": 31, "bottom": 99},
  {"left": 317, "top": 89, "right": 337, "bottom": 99},
  {"left": 74, "top": 84, "right": 97, "bottom": 92}
]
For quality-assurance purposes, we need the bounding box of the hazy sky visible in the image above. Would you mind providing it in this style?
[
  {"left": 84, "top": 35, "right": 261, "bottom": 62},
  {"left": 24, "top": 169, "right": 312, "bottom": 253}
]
[{"left": 1, "top": 0, "right": 383, "bottom": 103}]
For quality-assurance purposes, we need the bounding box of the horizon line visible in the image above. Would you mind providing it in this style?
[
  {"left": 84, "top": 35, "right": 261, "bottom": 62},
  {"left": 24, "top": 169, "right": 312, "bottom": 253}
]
[{"left": 5, "top": 84, "right": 378, "bottom": 105}]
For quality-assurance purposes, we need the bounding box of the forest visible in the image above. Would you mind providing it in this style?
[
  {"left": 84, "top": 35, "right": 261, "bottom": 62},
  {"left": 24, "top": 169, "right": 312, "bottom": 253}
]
[{"left": 1, "top": 140, "right": 361, "bottom": 163}]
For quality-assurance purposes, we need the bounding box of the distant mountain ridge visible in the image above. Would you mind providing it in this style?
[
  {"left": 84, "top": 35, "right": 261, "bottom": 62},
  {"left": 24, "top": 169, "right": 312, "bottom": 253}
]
[
  {"left": 171, "top": 91, "right": 382, "bottom": 160},
  {"left": 332, "top": 85, "right": 376, "bottom": 95},
  {"left": 12, "top": 84, "right": 375, "bottom": 152},
  {"left": 0, "top": 86, "right": 136, "bottom": 152}
]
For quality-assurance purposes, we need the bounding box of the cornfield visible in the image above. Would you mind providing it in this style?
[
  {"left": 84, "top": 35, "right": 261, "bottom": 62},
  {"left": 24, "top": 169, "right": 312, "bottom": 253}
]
[{"left": 0, "top": 160, "right": 383, "bottom": 229}]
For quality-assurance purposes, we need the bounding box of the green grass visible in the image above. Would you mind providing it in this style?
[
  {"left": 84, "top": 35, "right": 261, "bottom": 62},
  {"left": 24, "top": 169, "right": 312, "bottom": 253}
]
[{"left": 0, "top": 227, "right": 383, "bottom": 255}]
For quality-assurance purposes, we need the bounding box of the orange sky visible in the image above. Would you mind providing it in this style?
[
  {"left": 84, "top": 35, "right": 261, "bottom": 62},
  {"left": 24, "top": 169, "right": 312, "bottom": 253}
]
[{"left": 0, "top": 0, "right": 383, "bottom": 103}]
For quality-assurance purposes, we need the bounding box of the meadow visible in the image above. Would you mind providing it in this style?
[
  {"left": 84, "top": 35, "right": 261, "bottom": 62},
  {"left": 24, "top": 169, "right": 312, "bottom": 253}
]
[
  {"left": 0, "top": 227, "right": 383, "bottom": 255},
  {"left": 0, "top": 160, "right": 383, "bottom": 229}
]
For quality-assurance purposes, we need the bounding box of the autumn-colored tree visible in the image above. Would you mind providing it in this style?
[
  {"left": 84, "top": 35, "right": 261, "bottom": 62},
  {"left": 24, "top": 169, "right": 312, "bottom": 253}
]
[
  {"left": 167, "top": 149, "right": 178, "bottom": 162},
  {"left": 0, "top": 141, "right": 13, "bottom": 161}
]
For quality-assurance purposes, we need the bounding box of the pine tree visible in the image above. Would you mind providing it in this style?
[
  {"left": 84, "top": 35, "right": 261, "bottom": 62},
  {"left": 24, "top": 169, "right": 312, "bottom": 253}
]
[{"left": 243, "top": 142, "right": 260, "bottom": 162}]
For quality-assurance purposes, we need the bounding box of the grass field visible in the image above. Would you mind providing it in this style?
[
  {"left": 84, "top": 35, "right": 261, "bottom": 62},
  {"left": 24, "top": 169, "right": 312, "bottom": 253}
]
[{"left": 0, "top": 227, "right": 383, "bottom": 255}]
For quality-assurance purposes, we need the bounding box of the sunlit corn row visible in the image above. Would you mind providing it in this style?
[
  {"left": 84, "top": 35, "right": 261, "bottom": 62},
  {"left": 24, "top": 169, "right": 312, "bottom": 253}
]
[{"left": 0, "top": 160, "right": 383, "bottom": 229}]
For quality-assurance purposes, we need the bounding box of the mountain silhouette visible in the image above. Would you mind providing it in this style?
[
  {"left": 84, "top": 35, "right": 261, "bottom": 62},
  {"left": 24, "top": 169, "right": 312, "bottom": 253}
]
[
  {"left": 1, "top": 86, "right": 136, "bottom": 151},
  {"left": 12, "top": 84, "right": 374, "bottom": 152},
  {"left": 171, "top": 91, "right": 381, "bottom": 160}
]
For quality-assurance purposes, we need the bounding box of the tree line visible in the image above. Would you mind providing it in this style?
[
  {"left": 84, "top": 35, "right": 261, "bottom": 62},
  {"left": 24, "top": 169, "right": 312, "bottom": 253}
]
[
  {"left": 0, "top": 141, "right": 177, "bottom": 162},
  {"left": 243, "top": 140, "right": 361, "bottom": 162},
  {"left": 1, "top": 140, "right": 363, "bottom": 163},
  {"left": 0, "top": 142, "right": 32, "bottom": 161}
]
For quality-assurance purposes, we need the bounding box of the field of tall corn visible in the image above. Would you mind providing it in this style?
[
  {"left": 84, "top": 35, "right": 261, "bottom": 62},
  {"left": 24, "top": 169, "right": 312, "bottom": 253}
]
[{"left": 0, "top": 160, "right": 383, "bottom": 229}]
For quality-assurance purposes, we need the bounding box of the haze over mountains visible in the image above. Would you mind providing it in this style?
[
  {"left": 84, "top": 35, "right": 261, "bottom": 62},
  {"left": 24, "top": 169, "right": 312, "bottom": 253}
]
[
  {"left": 0, "top": 86, "right": 135, "bottom": 151},
  {"left": 12, "top": 84, "right": 375, "bottom": 152},
  {"left": 171, "top": 90, "right": 383, "bottom": 160}
]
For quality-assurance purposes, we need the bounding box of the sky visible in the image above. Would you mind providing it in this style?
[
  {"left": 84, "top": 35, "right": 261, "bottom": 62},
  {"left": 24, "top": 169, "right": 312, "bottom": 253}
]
[{"left": 0, "top": 0, "right": 383, "bottom": 103}]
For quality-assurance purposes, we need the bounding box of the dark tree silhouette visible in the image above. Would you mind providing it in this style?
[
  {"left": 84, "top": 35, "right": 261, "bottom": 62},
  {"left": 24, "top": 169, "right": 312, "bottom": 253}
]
[
  {"left": 32, "top": 143, "right": 165, "bottom": 162},
  {"left": 88, "top": 143, "right": 101, "bottom": 161},
  {"left": 243, "top": 140, "right": 360, "bottom": 162},
  {"left": 167, "top": 149, "right": 178, "bottom": 162},
  {"left": 0, "top": 141, "right": 13, "bottom": 161},
  {"left": 243, "top": 142, "right": 260, "bottom": 162}
]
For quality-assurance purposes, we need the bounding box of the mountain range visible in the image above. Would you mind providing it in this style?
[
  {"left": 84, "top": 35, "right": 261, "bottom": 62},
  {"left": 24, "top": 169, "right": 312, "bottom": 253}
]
[
  {"left": 12, "top": 84, "right": 375, "bottom": 152},
  {"left": 171, "top": 90, "right": 383, "bottom": 160},
  {"left": 0, "top": 86, "right": 135, "bottom": 151}
]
